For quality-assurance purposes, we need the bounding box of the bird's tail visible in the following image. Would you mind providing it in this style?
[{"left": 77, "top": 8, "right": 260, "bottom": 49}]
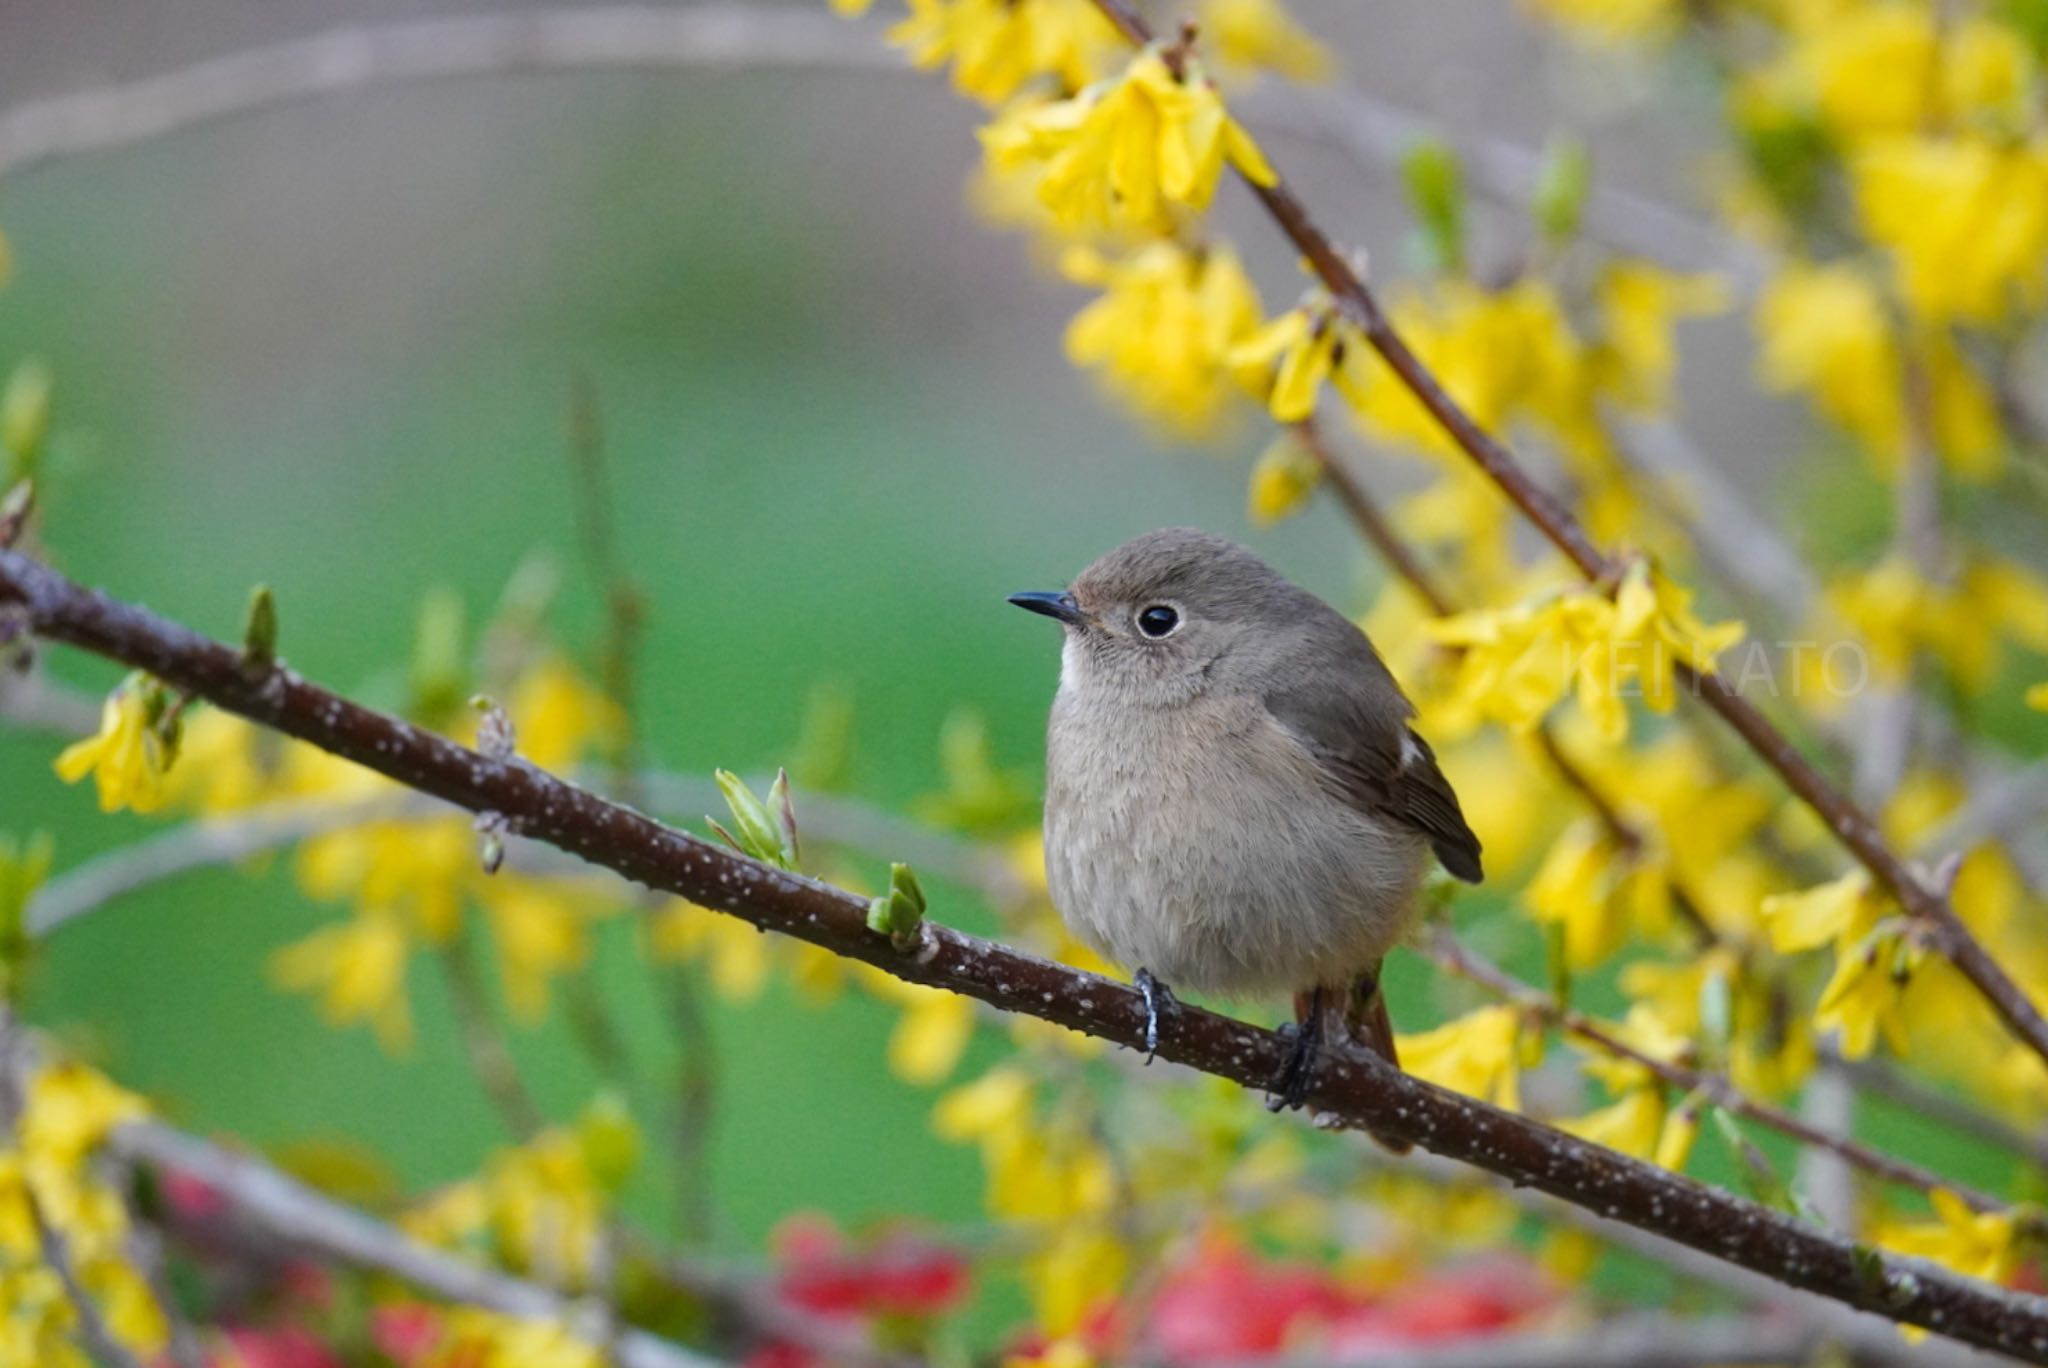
[{"left": 1343, "top": 962, "right": 1412, "bottom": 1155}]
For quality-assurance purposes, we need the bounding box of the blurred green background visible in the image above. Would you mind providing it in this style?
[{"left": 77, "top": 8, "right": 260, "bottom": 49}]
[{"left": 0, "top": 1, "right": 1436, "bottom": 1260}]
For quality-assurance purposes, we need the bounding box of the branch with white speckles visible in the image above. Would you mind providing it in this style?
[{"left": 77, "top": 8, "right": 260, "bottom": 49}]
[{"left": 5, "top": 548, "right": 2048, "bottom": 1360}]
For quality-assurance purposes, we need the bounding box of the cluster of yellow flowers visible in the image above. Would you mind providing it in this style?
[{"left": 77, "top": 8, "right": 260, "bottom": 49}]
[
  {"left": 935, "top": 1068, "right": 1125, "bottom": 1337},
  {"left": 0, "top": 1062, "right": 163, "bottom": 1368},
  {"left": 28, "top": 0, "right": 2048, "bottom": 1336},
  {"left": 1424, "top": 561, "right": 1746, "bottom": 743},
  {"left": 406, "top": 1096, "right": 638, "bottom": 1293}
]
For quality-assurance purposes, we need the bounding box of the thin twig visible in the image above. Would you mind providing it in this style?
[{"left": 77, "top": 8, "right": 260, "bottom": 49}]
[
  {"left": 1829, "top": 1051, "right": 2048, "bottom": 1172},
  {"left": 21, "top": 774, "right": 1021, "bottom": 942},
  {"left": 0, "top": 7, "right": 898, "bottom": 183},
  {"left": 0, "top": 665, "right": 103, "bottom": 735},
  {"left": 0, "top": 4, "right": 1753, "bottom": 283},
  {"left": 1293, "top": 416, "right": 1454, "bottom": 616},
  {"left": 113, "top": 1176, "right": 209, "bottom": 1368},
  {"left": 26, "top": 792, "right": 425, "bottom": 937},
  {"left": 436, "top": 928, "right": 548, "bottom": 1140},
  {"left": 1425, "top": 929, "right": 2010, "bottom": 1216},
  {"left": 1211, "top": 1312, "right": 1824, "bottom": 1368},
  {"left": 6, "top": 553, "right": 2048, "bottom": 1355},
  {"left": 109, "top": 1120, "right": 724, "bottom": 1368},
  {"left": 660, "top": 965, "right": 718, "bottom": 1248}
]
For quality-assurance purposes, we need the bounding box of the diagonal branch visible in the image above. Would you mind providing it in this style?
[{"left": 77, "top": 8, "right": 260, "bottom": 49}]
[
  {"left": 7, "top": 551, "right": 2048, "bottom": 1358},
  {"left": 0, "top": 4, "right": 1746, "bottom": 281},
  {"left": 109, "top": 1120, "right": 722, "bottom": 1368},
  {"left": 1425, "top": 930, "right": 2011, "bottom": 1216},
  {"left": 1081, "top": 0, "right": 2048, "bottom": 1073}
]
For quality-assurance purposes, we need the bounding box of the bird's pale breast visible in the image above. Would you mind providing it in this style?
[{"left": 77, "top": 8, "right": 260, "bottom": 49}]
[{"left": 1043, "top": 684, "right": 1427, "bottom": 999}]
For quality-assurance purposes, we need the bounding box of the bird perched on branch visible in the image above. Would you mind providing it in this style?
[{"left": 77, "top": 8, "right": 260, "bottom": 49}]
[{"left": 1009, "top": 528, "right": 1482, "bottom": 1127}]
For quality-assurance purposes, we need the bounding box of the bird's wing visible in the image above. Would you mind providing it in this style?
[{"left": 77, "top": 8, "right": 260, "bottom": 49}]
[{"left": 1262, "top": 624, "right": 1485, "bottom": 884}]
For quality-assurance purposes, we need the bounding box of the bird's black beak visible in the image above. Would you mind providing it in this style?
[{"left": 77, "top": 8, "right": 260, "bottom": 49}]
[{"left": 1008, "top": 590, "right": 1085, "bottom": 626}]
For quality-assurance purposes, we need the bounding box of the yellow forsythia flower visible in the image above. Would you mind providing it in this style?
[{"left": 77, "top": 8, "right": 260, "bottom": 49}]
[
  {"left": 1561, "top": 1085, "right": 1665, "bottom": 1160},
  {"left": 425, "top": 1308, "right": 605, "bottom": 1368},
  {"left": 1521, "top": 819, "right": 1669, "bottom": 969},
  {"left": 1350, "top": 278, "right": 1592, "bottom": 464},
  {"left": 2028, "top": 682, "right": 2048, "bottom": 711},
  {"left": 933, "top": 1066, "right": 1035, "bottom": 1141},
  {"left": 507, "top": 654, "right": 622, "bottom": 773},
  {"left": 20, "top": 1062, "right": 146, "bottom": 1166},
  {"left": 477, "top": 879, "right": 607, "bottom": 1023},
  {"left": 1855, "top": 134, "right": 2048, "bottom": 326},
  {"left": 1777, "top": 4, "right": 2031, "bottom": 139},
  {"left": 1398, "top": 1005, "right": 1527, "bottom": 1110},
  {"left": 1877, "top": 1189, "right": 2021, "bottom": 1284},
  {"left": 647, "top": 901, "right": 773, "bottom": 999},
  {"left": 297, "top": 815, "right": 473, "bottom": 943},
  {"left": 408, "top": 1106, "right": 632, "bottom": 1295},
  {"left": 1062, "top": 240, "right": 1264, "bottom": 436},
  {"left": 1228, "top": 305, "right": 1372, "bottom": 422},
  {"left": 1198, "top": 0, "right": 1332, "bottom": 84},
  {"left": 864, "top": 968, "right": 976, "bottom": 1085},
  {"left": 892, "top": 0, "right": 1122, "bottom": 106},
  {"left": 161, "top": 709, "right": 275, "bottom": 813},
  {"left": 271, "top": 910, "right": 415, "bottom": 1052},
  {"left": 1816, "top": 929, "right": 1923, "bottom": 1059},
  {"left": 3, "top": 1063, "right": 165, "bottom": 1364},
  {"left": 934, "top": 1067, "right": 1125, "bottom": 1333},
  {"left": 1760, "top": 869, "right": 1875, "bottom": 955},
  {"left": 1829, "top": 554, "right": 2048, "bottom": 692},
  {"left": 53, "top": 676, "right": 176, "bottom": 814},
  {"left": 828, "top": 0, "right": 871, "bottom": 13},
  {"left": 1755, "top": 262, "right": 1900, "bottom": 453},
  {"left": 980, "top": 48, "right": 1278, "bottom": 234},
  {"left": 1427, "top": 563, "right": 1744, "bottom": 742},
  {"left": 1246, "top": 431, "right": 1322, "bottom": 526},
  {"left": 1592, "top": 262, "right": 1729, "bottom": 411}
]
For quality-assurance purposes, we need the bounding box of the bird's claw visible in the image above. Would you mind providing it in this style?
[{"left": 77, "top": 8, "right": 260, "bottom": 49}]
[
  {"left": 1267, "top": 1012, "right": 1322, "bottom": 1112},
  {"left": 1135, "top": 968, "right": 1178, "bottom": 1063}
]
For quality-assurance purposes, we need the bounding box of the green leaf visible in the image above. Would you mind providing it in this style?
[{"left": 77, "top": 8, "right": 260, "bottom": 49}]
[
  {"left": 243, "top": 584, "right": 278, "bottom": 675},
  {"left": 1401, "top": 138, "right": 1466, "bottom": 274},
  {"left": 1533, "top": 136, "right": 1591, "bottom": 247},
  {"left": 866, "top": 862, "right": 927, "bottom": 949},
  {"left": 410, "top": 586, "right": 469, "bottom": 725},
  {"left": 789, "top": 681, "right": 856, "bottom": 793},
  {"left": 913, "top": 709, "right": 1033, "bottom": 834},
  {"left": 713, "top": 769, "right": 793, "bottom": 870},
  {"left": 1, "top": 359, "right": 53, "bottom": 479},
  {"left": 576, "top": 1090, "right": 642, "bottom": 1195},
  {"left": 767, "top": 767, "right": 799, "bottom": 867},
  {"left": 1712, "top": 1108, "right": 1794, "bottom": 1213},
  {"left": 0, "top": 832, "right": 53, "bottom": 1004}
]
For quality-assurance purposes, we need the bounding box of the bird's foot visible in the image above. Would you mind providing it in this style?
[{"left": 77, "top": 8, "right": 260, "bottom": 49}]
[
  {"left": 1134, "top": 968, "right": 1178, "bottom": 1064},
  {"left": 1266, "top": 1002, "right": 1324, "bottom": 1112}
]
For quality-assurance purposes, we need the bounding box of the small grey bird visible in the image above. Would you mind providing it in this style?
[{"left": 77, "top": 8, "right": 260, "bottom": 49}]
[{"left": 1009, "top": 527, "right": 1482, "bottom": 1115}]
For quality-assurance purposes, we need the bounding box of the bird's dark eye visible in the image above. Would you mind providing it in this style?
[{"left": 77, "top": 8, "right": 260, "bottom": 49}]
[{"left": 1136, "top": 604, "right": 1181, "bottom": 638}]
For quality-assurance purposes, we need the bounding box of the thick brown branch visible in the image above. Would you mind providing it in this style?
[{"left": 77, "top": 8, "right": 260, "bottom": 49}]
[{"left": 8, "top": 553, "right": 2048, "bottom": 1358}]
